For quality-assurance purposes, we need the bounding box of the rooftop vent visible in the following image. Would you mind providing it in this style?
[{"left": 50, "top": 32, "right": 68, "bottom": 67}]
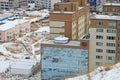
[{"left": 54, "top": 36, "right": 69, "bottom": 44}]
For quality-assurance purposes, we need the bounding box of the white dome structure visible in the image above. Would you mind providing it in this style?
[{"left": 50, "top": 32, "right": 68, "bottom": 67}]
[{"left": 54, "top": 36, "right": 69, "bottom": 44}]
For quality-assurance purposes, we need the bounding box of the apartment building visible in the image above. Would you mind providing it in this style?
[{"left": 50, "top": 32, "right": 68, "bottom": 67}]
[
  {"left": 34, "top": 0, "right": 61, "bottom": 10},
  {"left": 106, "top": 0, "right": 120, "bottom": 2},
  {"left": 19, "top": 0, "right": 27, "bottom": 7},
  {"left": 50, "top": 0, "right": 90, "bottom": 40},
  {"left": 0, "top": 18, "right": 30, "bottom": 42},
  {"left": 0, "top": 0, "right": 27, "bottom": 10},
  {"left": 41, "top": 36, "right": 89, "bottom": 80},
  {"left": 89, "top": 14, "right": 120, "bottom": 71},
  {"left": 102, "top": 2, "right": 120, "bottom": 15}
]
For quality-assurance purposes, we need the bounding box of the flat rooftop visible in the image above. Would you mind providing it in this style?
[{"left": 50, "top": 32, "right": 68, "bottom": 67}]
[
  {"left": 104, "top": 3, "right": 120, "bottom": 6},
  {"left": 91, "top": 14, "right": 120, "bottom": 20},
  {"left": 51, "top": 11, "right": 74, "bottom": 14},
  {"left": 0, "top": 18, "right": 28, "bottom": 31},
  {"left": 41, "top": 40, "right": 80, "bottom": 47}
]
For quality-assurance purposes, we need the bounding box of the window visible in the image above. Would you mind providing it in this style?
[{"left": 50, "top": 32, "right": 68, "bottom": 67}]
[
  {"left": 107, "top": 29, "right": 116, "bottom": 33},
  {"left": 97, "top": 22, "right": 103, "bottom": 26},
  {"left": 118, "top": 37, "right": 120, "bottom": 40},
  {"left": 52, "top": 58, "right": 59, "bottom": 63},
  {"left": 96, "top": 42, "right": 103, "bottom": 46},
  {"left": 118, "top": 51, "right": 120, "bottom": 54},
  {"left": 96, "top": 62, "right": 102, "bottom": 66},
  {"left": 96, "top": 49, "right": 103, "bottom": 53},
  {"left": 106, "top": 50, "right": 115, "bottom": 53},
  {"left": 118, "top": 44, "right": 120, "bottom": 47},
  {"left": 112, "top": 8, "right": 118, "bottom": 12},
  {"left": 64, "top": 8, "right": 67, "bottom": 11},
  {"left": 96, "top": 28, "right": 103, "bottom": 32},
  {"left": 96, "top": 55, "right": 103, "bottom": 59},
  {"left": 108, "top": 22, "right": 116, "bottom": 27},
  {"left": 106, "top": 56, "right": 114, "bottom": 60},
  {"left": 107, "top": 36, "right": 115, "bottom": 40},
  {"left": 104, "top": 7, "right": 108, "bottom": 12},
  {"left": 106, "top": 43, "right": 115, "bottom": 47},
  {"left": 96, "top": 35, "right": 103, "bottom": 39},
  {"left": 117, "top": 30, "right": 120, "bottom": 34}
]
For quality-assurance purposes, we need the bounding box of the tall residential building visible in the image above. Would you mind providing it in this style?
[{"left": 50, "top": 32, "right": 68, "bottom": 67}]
[
  {"left": 0, "top": 0, "right": 27, "bottom": 10},
  {"left": 89, "top": 14, "right": 120, "bottom": 71},
  {"left": 102, "top": 2, "right": 120, "bottom": 15},
  {"left": 50, "top": 0, "right": 90, "bottom": 40},
  {"left": 34, "top": 0, "right": 61, "bottom": 10}
]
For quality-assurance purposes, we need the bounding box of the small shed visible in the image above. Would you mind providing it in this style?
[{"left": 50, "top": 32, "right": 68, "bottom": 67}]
[{"left": 10, "top": 59, "right": 40, "bottom": 78}]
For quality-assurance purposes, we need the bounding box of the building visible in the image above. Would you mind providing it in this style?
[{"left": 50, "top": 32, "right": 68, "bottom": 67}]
[
  {"left": 0, "top": 0, "right": 27, "bottom": 10},
  {"left": 19, "top": 0, "right": 27, "bottom": 7},
  {"left": 102, "top": 2, "right": 120, "bottom": 15},
  {"left": 106, "top": 0, "right": 120, "bottom": 3},
  {"left": 0, "top": 17, "right": 30, "bottom": 42},
  {"left": 33, "top": 0, "right": 61, "bottom": 10},
  {"left": 50, "top": 0, "right": 90, "bottom": 40},
  {"left": 87, "top": 0, "right": 106, "bottom": 12},
  {"left": 10, "top": 59, "right": 40, "bottom": 78},
  {"left": 41, "top": 36, "right": 89, "bottom": 80},
  {"left": 27, "top": 0, "right": 34, "bottom": 3},
  {"left": 89, "top": 14, "right": 120, "bottom": 71}
]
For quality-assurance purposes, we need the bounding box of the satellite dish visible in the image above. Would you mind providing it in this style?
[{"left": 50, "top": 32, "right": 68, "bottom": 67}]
[{"left": 54, "top": 36, "right": 69, "bottom": 44}]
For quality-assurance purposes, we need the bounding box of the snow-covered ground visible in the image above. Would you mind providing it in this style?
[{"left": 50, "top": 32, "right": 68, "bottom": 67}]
[
  {"left": 0, "top": 26, "right": 49, "bottom": 80},
  {"left": 26, "top": 9, "right": 49, "bottom": 18},
  {"left": 66, "top": 63, "right": 120, "bottom": 80}
]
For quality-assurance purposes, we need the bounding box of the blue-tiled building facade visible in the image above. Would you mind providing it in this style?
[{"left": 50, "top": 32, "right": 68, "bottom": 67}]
[
  {"left": 87, "top": 0, "right": 101, "bottom": 12},
  {"left": 41, "top": 46, "right": 88, "bottom": 80}
]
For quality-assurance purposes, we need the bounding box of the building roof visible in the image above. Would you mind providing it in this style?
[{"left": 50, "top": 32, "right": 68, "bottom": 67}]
[
  {"left": 42, "top": 40, "right": 80, "bottom": 47},
  {"left": 11, "top": 59, "right": 38, "bottom": 69},
  {"left": 90, "top": 14, "right": 120, "bottom": 20},
  {"left": 51, "top": 11, "right": 74, "bottom": 14},
  {"left": 0, "top": 12, "right": 12, "bottom": 18},
  {"left": 26, "top": 9, "right": 49, "bottom": 17},
  {"left": 35, "top": 26, "right": 50, "bottom": 33},
  {"left": 0, "top": 18, "right": 28, "bottom": 31},
  {"left": 104, "top": 3, "right": 120, "bottom": 6}
]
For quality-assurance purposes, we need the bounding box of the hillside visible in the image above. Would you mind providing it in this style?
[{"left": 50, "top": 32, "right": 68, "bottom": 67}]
[{"left": 66, "top": 63, "right": 120, "bottom": 80}]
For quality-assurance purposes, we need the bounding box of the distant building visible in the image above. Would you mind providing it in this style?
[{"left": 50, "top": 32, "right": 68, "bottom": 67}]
[
  {"left": 41, "top": 36, "right": 89, "bottom": 80},
  {"left": 0, "top": 17, "right": 31, "bottom": 42},
  {"left": 50, "top": 0, "right": 90, "bottom": 40},
  {"left": 27, "top": 0, "right": 34, "bottom": 3},
  {"left": 106, "top": 0, "right": 120, "bottom": 3},
  {"left": 89, "top": 14, "right": 120, "bottom": 71},
  {"left": 87, "top": 0, "right": 106, "bottom": 12},
  {"left": 32, "top": 0, "right": 61, "bottom": 10},
  {"left": 0, "top": 0, "right": 27, "bottom": 10},
  {"left": 102, "top": 2, "right": 120, "bottom": 15}
]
